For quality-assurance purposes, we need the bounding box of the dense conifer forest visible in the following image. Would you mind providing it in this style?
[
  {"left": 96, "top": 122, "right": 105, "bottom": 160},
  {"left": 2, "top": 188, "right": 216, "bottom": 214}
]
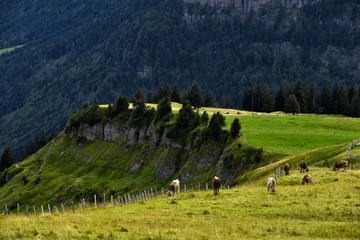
[{"left": 0, "top": 0, "right": 359, "bottom": 159}]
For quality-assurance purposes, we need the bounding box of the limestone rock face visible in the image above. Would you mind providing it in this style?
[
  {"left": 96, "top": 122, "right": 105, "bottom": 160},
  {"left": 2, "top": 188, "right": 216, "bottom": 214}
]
[
  {"left": 184, "top": 0, "right": 317, "bottom": 12},
  {"left": 78, "top": 123, "right": 104, "bottom": 141},
  {"left": 104, "top": 122, "right": 126, "bottom": 141}
]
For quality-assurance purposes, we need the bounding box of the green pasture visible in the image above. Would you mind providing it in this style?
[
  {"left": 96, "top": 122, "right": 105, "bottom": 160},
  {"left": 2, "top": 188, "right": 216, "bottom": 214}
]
[
  {"left": 147, "top": 102, "right": 360, "bottom": 154},
  {"left": 1, "top": 168, "right": 359, "bottom": 240},
  {"left": 225, "top": 113, "right": 360, "bottom": 154}
]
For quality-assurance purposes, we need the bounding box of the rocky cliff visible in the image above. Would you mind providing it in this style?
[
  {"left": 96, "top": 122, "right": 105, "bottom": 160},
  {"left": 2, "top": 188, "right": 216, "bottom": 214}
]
[
  {"left": 63, "top": 120, "right": 263, "bottom": 185},
  {"left": 184, "top": 0, "right": 318, "bottom": 12}
]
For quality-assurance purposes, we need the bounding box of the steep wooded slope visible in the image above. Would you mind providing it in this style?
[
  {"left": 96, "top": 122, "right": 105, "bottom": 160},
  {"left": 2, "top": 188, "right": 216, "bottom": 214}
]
[{"left": 0, "top": 0, "right": 359, "bottom": 159}]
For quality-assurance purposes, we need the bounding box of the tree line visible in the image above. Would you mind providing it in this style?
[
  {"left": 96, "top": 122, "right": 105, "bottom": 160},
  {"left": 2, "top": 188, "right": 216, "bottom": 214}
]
[{"left": 242, "top": 81, "right": 360, "bottom": 117}]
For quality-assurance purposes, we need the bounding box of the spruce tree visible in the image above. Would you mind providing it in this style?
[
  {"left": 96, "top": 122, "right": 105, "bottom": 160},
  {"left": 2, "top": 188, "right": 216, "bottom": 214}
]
[
  {"left": 156, "top": 97, "right": 172, "bottom": 121},
  {"left": 230, "top": 118, "right": 241, "bottom": 137},
  {"left": 284, "top": 94, "right": 300, "bottom": 115},
  {"left": 188, "top": 82, "right": 203, "bottom": 108},
  {"left": 275, "top": 83, "right": 287, "bottom": 111},
  {"left": 208, "top": 112, "right": 226, "bottom": 140}
]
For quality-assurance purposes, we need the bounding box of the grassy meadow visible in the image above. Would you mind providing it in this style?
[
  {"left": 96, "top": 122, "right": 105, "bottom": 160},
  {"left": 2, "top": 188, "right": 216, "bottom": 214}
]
[
  {"left": 145, "top": 103, "right": 360, "bottom": 154},
  {"left": 1, "top": 168, "right": 359, "bottom": 239}
]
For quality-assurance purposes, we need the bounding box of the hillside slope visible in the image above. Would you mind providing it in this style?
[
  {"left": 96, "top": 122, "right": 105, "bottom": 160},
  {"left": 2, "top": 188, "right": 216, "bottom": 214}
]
[
  {"left": 1, "top": 167, "right": 359, "bottom": 239},
  {"left": 0, "top": 0, "right": 359, "bottom": 159},
  {"left": 1, "top": 100, "right": 359, "bottom": 210}
]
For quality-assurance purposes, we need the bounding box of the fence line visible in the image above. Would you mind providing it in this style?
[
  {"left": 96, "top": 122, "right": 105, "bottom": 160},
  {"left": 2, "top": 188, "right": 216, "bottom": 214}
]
[{"left": 2, "top": 181, "right": 229, "bottom": 217}]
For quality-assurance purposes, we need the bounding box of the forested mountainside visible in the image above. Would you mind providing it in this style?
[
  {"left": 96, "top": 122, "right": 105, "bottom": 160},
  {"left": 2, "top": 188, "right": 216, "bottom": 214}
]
[{"left": 0, "top": 0, "right": 359, "bottom": 159}]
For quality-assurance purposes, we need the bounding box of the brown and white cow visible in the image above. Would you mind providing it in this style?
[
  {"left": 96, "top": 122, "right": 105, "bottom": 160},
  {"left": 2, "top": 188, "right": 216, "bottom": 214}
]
[
  {"left": 267, "top": 177, "right": 276, "bottom": 193},
  {"left": 168, "top": 179, "right": 180, "bottom": 196},
  {"left": 300, "top": 160, "right": 309, "bottom": 172},
  {"left": 333, "top": 160, "right": 348, "bottom": 171},
  {"left": 302, "top": 174, "right": 312, "bottom": 185},
  {"left": 212, "top": 176, "right": 221, "bottom": 196},
  {"left": 283, "top": 163, "right": 290, "bottom": 176}
]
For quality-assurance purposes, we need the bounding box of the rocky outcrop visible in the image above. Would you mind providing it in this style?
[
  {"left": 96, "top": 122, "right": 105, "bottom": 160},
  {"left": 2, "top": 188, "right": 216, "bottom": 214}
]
[{"left": 184, "top": 0, "right": 319, "bottom": 12}]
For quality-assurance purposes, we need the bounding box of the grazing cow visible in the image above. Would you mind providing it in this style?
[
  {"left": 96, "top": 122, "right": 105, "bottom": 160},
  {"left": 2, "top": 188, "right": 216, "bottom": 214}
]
[
  {"left": 300, "top": 160, "right": 309, "bottom": 172},
  {"left": 333, "top": 160, "right": 348, "bottom": 171},
  {"left": 267, "top": 177, "right": 276, "bottom": 193},
  {"left": 283, "top": 163, "right": 290, "bottom": 176},
  {"left": 302, "top": 174, "right": 312, "bottom": 185},
  {"left": 212, "top": 176, "right": 221, "bottom": 196},
  {"left": 168, "top": 179, "right": 180, "bottom": 196}
]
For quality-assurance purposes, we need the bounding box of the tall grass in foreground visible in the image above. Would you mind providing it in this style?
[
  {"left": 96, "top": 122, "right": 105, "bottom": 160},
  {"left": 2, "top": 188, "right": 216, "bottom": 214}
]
[{"left": 1, "top": 168, "right": 359, "bottom": 239}]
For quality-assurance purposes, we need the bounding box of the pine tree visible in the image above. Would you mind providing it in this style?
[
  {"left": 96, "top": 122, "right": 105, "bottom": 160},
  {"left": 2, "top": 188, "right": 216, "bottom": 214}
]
[
  {"left": 131, "top": 88, "right": 145, "bottom": 108},
  {"left": 261, "top": 83, "right": 274, "bottom": 113},
  {"left": 275, "top": 83, "right": 287, "bottom": 112},
  {"left": 200, "top": 111, "right": 209, "bottom": 126},
  {"left": 284, "top": 94, "right": 300, "bottom": 115},
  {"left": 171, "top": 86, "right": 181, "bottom": 103},
  {"left": 113, "top": 96, "right": 129, "bottom": 116},
  {"left": 208, "top": 112, "right": 226, "bottom": 140},
  {"left": 320, "top": 81, "right": 332, "bottom": 114},
  {"left": 336, "top": 85, "right": 349, "bottom": 115},
  {"left": 349, "top": 87, "right": 360, "bottom": 117},
  {"left": 292, "top": 80, "right": 306, "bottom": 113},
  {"left": 156, "top": 97, "right": 172, "bottom": 121},
  {"left": 188, "top": 82, "right": 203, "bottom": 108},
  {"left": 230, "top": 118, "right": 241, "bottom": 137}
]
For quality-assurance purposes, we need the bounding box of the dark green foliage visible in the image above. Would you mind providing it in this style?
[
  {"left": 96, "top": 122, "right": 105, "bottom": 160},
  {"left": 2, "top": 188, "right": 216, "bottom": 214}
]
[
  {"left": 208, "top": 112, "right": 226, "bottom": 140},
  {"left": 349, "top": 87, "right": 360, "bottom": 117},
  {"left": 167, "top": 101, "right": 200, "bottom": 139},
  {"left": 200, "top": 111, "right": 209, "bottom": 126},
  {"left": 0, "top": 147, "right": 14, "bottom": 172},
  {"left": 187, "top": 82, "right": 203, "bottom": 109},
  {"left": 131, "top": 89, "right": 146, "bottom": 108},
  {"left": 112, "top": 96, "right": 129, "bottom": 117},
  {"left": 171, "top": 86, "right": 182, "bottom": 103},
  {"left": 69, "top": 102, "right": 105, "bottom": 127},
  {"left": 230, "top": 118, "right": 241, "bottom": 137},
  {"left": 0, "top": 0, "right": 359, "bottom": 160},
  {"left": 156, "top": 97, "right": 172, "bottom": 121},
  {"left": 275, "top": 84, "right": 287, "bottom": 111},
  {"left": 284, "top": 94, "right": 301, "bottom": 115}
]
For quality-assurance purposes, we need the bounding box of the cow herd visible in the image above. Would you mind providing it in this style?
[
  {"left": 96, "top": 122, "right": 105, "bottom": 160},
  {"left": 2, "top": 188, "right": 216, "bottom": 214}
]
[
  {"left": 267, "top": 159, "right": 349, "bottom": 192},
  {"left": 168, "top": 160, "right": 349, "bottom": 196}
]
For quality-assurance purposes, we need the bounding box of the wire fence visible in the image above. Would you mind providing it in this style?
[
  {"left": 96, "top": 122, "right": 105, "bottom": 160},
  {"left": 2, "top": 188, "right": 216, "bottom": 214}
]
[{"left": 2, "top": 183, "right": 232, "bottom": 217}]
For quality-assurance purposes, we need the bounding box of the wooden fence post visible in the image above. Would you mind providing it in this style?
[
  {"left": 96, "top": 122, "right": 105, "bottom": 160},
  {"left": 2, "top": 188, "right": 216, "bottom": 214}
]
[
  {"left": 17, "top": 203, "right": 20, "bottom": 215},
  {"left": 184, "top": 184, "right": 187, "bottom": 193},
  {"left": 33, "top": 205, "right": 36, "bottom": 215},
  {"left": 81, "top": 199, "right": 86, "bottom": 211},
  {"left": 71, "top": 201, "right": 74, "bottom": 213},
  {"left": 48, "top": 204, "right": 51, "bottom": 215},
  {"left": 103, "top": 194, "right": 106, "bottom": 206},
  {"left": 4, "top": 203, "right": 9, "bottom": 216},
  {"left": 61, "top": 204, "right": 65, "bottom": 214},
  {"left": 26, "top": 205, "right": 29, "bottom": 217},
  {"left": 41, "top": 205, "right": 44, "bottom": 215},
  {"left": 94, "top": 194, "right": 97, "bottom": 208},
  {"left": 161, "top": 188, "right": 164, "bottom": 197}
]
